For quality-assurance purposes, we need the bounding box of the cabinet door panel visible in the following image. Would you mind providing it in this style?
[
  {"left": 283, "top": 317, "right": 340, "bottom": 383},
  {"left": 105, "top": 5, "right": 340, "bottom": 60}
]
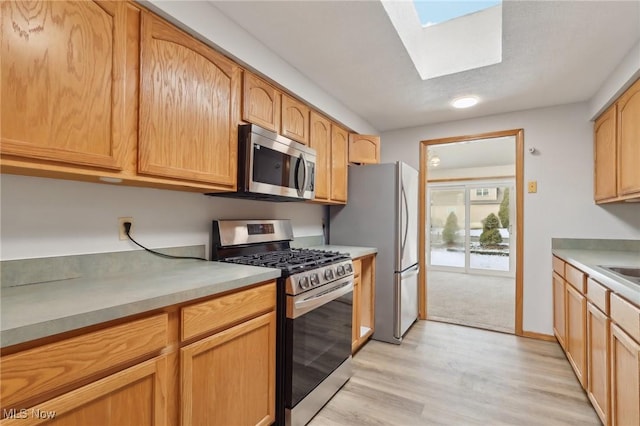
[
  {"left": 242, "top": 72, "right": 280, "bottom": 132},
  {"left": 139, "top": 13, "right": 238, "bottom": 186},
  {"left": 610, "top": 324, "right": 640, "bottom": 426},
  {"left": 566, "top": 284, "right": 587, "bottom": 388},
  {"left": 349, "top": 134, "right": 381, "bottom": 164},
  {"left": 553, "top": 273, "right": 566, "bottom": 350},
  {"left": 330, "top": 125, "right": 348, "bottom": 203},
  {"left": 594, "top": 105, "right": 618, "bottom": 201},
  {"left": 587, "top": 302, "right": 610, "bottom": 426},
  {"left": 309, "top": 112, "right": 331, "bottom": 201},
  {"left": 281, "top": 95, "right": 309, "bottom": 145},
  {"left": 1, "top": 0, "right": 126, "bottom": 170},
  {"left": 181, "top": 312, "right": 276, "bottom": 426},
  {"left": 617, "top": 78, "right": 640, "bottom": 196}
]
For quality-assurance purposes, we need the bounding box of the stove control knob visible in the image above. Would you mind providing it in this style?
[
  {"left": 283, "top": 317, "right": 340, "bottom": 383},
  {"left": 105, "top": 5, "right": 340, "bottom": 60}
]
[
  {"left": 324, "top": 269, "right": 334, "bottom": 280},
  {"left": 344, "top": 264, "right": 353, "bottom": 274},
  {"left": 310, "top": 273, "right": 320, "bottom": 286},
  {"left": 336, "top": 265, "right": 345, "bottom": 277},
  {"left": 299, "top": 276, "right": 310, "bottom": 290}
]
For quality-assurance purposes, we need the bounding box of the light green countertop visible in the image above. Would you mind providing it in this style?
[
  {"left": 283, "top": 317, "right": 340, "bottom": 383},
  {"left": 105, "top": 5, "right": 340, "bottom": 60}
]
[
  {"left": 552, "top": 248, "right": 640, "bottom": 305},
  {"left": 0, "top": 261, "right": 280, "bottom": 348},
  {"left": 307, "top": 245, "right": 378, "bottom": 259}
]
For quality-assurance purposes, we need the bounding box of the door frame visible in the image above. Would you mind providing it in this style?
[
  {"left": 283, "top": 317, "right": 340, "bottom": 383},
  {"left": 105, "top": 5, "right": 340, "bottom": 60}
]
[{"left": 418, "top": 129, "right": 524, "bottom": 336}]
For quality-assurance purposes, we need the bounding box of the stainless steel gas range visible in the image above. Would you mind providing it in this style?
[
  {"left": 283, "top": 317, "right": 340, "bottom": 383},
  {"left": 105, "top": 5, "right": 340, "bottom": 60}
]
[{"left": 212, "top": 219, "right": 353, "bottom": 426}]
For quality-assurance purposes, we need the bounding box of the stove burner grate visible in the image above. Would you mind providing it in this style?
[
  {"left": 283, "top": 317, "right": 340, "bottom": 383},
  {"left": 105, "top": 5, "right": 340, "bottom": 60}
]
[{"left": 224, "top": 249, "right": 349, "bottom": 273}]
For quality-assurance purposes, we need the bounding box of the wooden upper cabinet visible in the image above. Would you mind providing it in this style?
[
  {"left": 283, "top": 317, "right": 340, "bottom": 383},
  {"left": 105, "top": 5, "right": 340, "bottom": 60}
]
[
  {"left": 139, "top": 12, "right": 239, "bottom": 187},
  {"left": 281, "top": 94, "right": 310, "bottom": 145},
  {"left": 617, "top": 78, "right": 640, "bottom": 197},
  {"left": 242, "top": 72, "right": 280, "bottom": 133},
  {"left": 309, "top": 112, "right": 331, "bottom": 201},
  {"left": 1, "top": 0, "right": 128, "bottom": 170},
  {"left": 594, "top": 105, "right": 618, "bottom": 201},
  {"left": 349, "top": 134, "right": 381, "bottom": 164},
  {"left": 331, "top": 124, "right": 349, "bottom": 203}
]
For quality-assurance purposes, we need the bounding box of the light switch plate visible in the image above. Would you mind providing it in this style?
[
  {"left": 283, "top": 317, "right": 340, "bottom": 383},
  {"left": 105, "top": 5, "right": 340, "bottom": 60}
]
[{"left": 528, "top": 181, "right": 538, "bottom": 193}]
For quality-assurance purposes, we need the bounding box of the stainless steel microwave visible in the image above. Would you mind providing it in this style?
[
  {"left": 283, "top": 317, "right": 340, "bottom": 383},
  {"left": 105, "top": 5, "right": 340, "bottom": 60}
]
[{"left": 209, "top": 124, "right": 316, "bottom": 202}]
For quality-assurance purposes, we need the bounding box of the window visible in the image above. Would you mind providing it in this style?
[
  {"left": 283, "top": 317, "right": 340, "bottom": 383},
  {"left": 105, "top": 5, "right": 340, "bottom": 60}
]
[{"left": 476, "top": 188, "right": 489, "bottom": 197}]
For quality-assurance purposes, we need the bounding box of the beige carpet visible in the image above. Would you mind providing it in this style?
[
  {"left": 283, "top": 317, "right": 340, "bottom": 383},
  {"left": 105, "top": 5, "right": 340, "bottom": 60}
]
[{"left": 427, "top": 270, "right": 515, "bottom": 333}]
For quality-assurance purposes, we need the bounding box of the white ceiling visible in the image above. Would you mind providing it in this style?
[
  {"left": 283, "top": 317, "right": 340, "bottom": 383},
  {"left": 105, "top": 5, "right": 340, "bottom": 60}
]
[
  {"left": 210, "top": 0, "right": 640, "bottom": 132},
  {"left": 429, "top": 136, "right": 515, "bottom": 170}
]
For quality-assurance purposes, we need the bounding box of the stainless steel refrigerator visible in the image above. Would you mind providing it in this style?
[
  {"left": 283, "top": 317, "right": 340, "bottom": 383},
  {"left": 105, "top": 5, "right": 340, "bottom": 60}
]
[{"left": 329, "top": 161, "right": 419, "bottom": 344}]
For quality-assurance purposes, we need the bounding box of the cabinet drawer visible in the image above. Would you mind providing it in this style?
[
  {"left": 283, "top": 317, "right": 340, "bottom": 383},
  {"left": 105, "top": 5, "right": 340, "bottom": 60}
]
[
  {"left": 1, "top": 313, "right": 168, "bottom": 410},
  {"left": 587, "top": 278, "right": 610, "bottom": 314},
  {"left": 353, "top": 259, "right": 362, "bottom": 278},
  {"left": 181, "top": 282, "right": 276, "bottom": 341},
  {"left": 610, "top": 293, "right": 640, "bottom": 343},
  {"left": 565, "top": 263, "right": 586, "bottom": 293},
  {"left": 553, "top": 256, "right": 565, "bottom": 276}
]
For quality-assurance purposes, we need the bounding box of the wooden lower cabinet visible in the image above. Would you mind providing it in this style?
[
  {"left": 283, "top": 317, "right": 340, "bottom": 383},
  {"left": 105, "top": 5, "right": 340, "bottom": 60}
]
[
  {"left": 1, "top": 282, "right": 277, "bottom": 426},
  {"left": 1, "top": 356, "right": 167, "bottom": 426},
  {"left": 587, "top": 302, "right": 610, "bottom": 425},
  {"left": 352, "top": 255, "right": 376, "bottom": 354},
  {"left": 553, "top": 256, "right": 640, "bottom": 425},
  {"left": 565, "top": 283, "right": 587, "bottom": 388},
  {"left": 553, "top": 272, "right": 566, "bottom": 350},
  {"left": 181, "top": 311, "right": 276, "bottom": 426},
  {"left": 610, "top": 323, "right": 640, "bottom": 426}
]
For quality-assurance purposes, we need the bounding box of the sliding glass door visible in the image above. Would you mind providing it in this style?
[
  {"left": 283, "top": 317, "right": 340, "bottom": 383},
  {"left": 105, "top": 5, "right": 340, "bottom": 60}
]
[{"left": 427, "top": 180, "right": 515, "bottom": 276}]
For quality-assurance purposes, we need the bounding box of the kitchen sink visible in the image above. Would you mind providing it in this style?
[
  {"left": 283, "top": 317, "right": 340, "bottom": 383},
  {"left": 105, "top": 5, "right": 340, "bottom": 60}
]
[{"left": 600, "top": 266, "right": 640, "bottom": 283}]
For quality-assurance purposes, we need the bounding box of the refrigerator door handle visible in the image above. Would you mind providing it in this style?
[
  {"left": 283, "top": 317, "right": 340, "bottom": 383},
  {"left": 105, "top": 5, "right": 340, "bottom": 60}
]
[{"left": 401, "top": 184, "right": 409, "bottom": 257}]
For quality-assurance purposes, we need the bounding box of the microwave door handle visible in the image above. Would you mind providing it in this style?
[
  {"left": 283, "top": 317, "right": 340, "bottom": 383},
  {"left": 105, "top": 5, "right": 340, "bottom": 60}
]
[
  {"left": 301, "top": 153, "right": 308, "bottom": 196},
  {"left": 295, "top": 153, "right": 306, "bottom": 197}
]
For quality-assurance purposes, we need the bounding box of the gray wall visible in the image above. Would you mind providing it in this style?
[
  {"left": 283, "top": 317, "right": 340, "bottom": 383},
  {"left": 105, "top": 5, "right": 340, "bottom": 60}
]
[
  {"left": 0, "top": 175, "right": 323, "bottom": 260},
  {"left": 381, "top": 101, "right": 640, "bottom": 335}
]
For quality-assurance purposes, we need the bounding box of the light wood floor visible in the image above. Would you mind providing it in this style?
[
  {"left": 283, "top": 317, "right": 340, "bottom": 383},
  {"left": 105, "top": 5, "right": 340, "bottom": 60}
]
[{"left": 309, "top": 320, "right": 600, "bottom": 426}]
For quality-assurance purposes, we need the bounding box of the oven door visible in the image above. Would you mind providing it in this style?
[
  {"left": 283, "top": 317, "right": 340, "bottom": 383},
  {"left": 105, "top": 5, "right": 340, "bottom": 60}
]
[
  {"left": 250, "top": 131, "right": 315, "bottom": 200},
  {"left": 285, "top": 277, "right": 353, "bottom": 409}
]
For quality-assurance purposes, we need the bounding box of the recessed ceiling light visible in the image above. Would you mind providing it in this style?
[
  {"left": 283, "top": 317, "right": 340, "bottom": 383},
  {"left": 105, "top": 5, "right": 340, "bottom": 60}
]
[{"left": 451, "top": 96, "right": 479, "bottom": 109}]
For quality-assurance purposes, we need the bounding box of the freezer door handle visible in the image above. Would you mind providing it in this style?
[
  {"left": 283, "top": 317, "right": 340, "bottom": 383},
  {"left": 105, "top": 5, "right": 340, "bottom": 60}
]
[
  {"left": 394, "top": 273, "right": 401, "bottom": 338},
  {"left": 395, "top": 264, "right": 420, "bottom": 339},
  {"left": 402, "top": 264, "right": 420, "bottom": 277}
]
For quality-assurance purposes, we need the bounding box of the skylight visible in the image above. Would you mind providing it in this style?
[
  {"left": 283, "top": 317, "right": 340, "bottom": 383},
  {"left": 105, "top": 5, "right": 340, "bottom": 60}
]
[
  {"left": 413, "top": 0, "right": 502, "bottom": 27},
  {"left": 382, "top": 0, "right": 503, "bottom": 80}
]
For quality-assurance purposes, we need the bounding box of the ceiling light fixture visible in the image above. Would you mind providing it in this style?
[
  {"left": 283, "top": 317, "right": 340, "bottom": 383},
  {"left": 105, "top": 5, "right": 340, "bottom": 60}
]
[
  {"left": 451, "top": 96, "right": 479, "bottom": 109},
  {"left": 427, "top": 149, "right": 441, "bottom": 167}
]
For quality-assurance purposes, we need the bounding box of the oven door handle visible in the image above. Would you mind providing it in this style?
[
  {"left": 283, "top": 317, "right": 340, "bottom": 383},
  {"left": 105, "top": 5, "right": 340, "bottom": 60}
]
[{"left": 290, "top": 279, "right": 353, "bottom": 319}]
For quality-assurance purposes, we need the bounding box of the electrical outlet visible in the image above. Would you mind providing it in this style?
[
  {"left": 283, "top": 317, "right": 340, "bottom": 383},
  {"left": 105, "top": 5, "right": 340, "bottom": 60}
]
[
  {"left": 527, "top": 181, "right": 538, "bottom": 193},
  {"left": 119, "top": 217, "right": 133, "bottom": 240}
]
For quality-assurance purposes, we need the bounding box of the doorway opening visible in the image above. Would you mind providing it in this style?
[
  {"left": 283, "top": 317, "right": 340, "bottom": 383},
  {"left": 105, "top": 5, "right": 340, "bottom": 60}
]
[{"left": 418, "top": 130, "right": 524, "bottom": 335}]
